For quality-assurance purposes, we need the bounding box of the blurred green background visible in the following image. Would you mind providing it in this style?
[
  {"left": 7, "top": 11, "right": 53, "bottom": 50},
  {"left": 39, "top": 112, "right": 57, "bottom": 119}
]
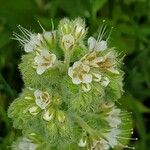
[{"left": 0, "top": 0, "right": 150, "bottom": 149}]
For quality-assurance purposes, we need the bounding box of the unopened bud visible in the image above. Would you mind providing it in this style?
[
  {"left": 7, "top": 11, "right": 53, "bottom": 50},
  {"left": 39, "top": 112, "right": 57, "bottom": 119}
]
[{"left": 57, "top": 111, "right": 65, "bottom": 123}]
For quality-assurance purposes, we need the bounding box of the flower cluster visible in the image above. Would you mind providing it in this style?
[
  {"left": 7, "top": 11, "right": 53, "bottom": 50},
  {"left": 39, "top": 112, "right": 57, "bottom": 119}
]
[
  {"left": 8, "top": 18, "right": 134, "bottom": 150},
  {"left": 68, "top": 38, "right": 119, "bottom": 92}
]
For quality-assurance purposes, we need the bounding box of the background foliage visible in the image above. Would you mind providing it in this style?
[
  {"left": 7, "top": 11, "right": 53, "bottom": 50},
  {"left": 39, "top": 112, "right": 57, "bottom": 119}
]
[{"left": 0, "top": 0, "right": 149, "bottom": 149}]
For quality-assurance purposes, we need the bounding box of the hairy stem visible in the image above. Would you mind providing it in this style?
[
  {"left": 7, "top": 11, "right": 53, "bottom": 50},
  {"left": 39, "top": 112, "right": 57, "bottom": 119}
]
[{"left": 72, "top": 114, "right": 100, "bottom": 139}]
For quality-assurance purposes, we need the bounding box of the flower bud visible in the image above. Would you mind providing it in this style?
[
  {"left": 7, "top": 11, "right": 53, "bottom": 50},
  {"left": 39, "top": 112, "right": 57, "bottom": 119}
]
[
  {"left": 57, "top": 110, "right": 65, "bottom": 123},
  {"left": 62, "top": 34, "right": 75, "bottom": 50},
  {"left": 43, "top": 109, "right": 54, "bottom": 121},
  {"left": 28, "top": 106, "right": 40, "bottom": 116},
  {"left": 73, "top": 18, "right": 86, "bottom": 40},
  {"left": 78, "top": 138, "right": 87, "bottom": 147}
]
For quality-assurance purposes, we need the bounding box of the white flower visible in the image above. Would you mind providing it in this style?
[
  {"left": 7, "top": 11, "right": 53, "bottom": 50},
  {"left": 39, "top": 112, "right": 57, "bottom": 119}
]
[
  {"left": 88, "top": 36, "right": 107, "bottom": 52},
  {"left": 91, "top": 139, "right": 109, "bottom": 150},
  {"left": 106, "top": 108, "right": 121, "bottom": 128},
  {"left": 68, "top": 61, "right": 92, "bottom": 92},
  {"left": 43, "top": 110, "right": 54, "bottom": 121},
  {"left": 62, "top": 34, "right": 75, "bottom": 50},
  {"left": 68, "top": 61, "right": 92, "bottom": 85},
  {"left": 34, "top": 50, "right": 56, "bottom": 75},
  {"left": 18, "top": 138, "right": 37, "bottom": 150},
  {"left": 24, "top": 33, "right": 43, "bottom": 53},
  {"left": 81, "top": 52, "right": 103, "bottom": 68},
  {"left": 78, "top": 138, "right": 87, "bottom": 147},
  {"left": 105, "top": 128, "right": 121, "bottom": 148},
  {"left": 99, "top": 51, "right": 119, "bottom": 74},
  {"left": 34, "top": 90, "right": 51, "bottom": 110}
]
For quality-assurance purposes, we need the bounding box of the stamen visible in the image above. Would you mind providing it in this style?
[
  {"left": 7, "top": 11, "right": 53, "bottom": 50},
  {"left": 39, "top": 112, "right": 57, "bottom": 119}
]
[
  {"left": 118, "top": 142, "right": 135, "bottom": 149},
  {"left": 51, "top": 18, "right": 54, "bottom": 31},
  {"left": 116, "top": 136, "right": 138, "bottom": 141},
  {"left": 18, "top": 25, "right": 32, "bottom": 38},
  {"left": 106, "top": 27, "right": 113, "bottom": 41},
  {"left": 13, "top": 32, "right": 29, "bottom": 44},
  {"left": 37, "top": 20, "right": 45, "bottom": 32}
]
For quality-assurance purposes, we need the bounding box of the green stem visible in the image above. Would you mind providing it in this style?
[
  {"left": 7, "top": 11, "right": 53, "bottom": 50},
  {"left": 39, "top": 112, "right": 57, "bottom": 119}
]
[
  {"left": 64, "top": 52, "right": 70, "bottom": 72},
  {"left": 72, "top": 114, "right": 100, "bottom": 139}
]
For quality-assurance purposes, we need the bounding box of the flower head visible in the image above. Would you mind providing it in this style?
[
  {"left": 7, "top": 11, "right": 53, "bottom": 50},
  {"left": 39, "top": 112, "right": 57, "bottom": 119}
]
[{"left": 34, "top": 50, "right": 56, "bottom": 75}]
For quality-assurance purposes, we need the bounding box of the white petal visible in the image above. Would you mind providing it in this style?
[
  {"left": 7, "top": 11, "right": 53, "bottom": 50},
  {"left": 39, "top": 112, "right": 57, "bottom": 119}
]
[
  {"left": 68, "top": 67, "right": 73, "bottom": 77},
  {"left": 73, "top": 61, "right": 81, "bottom": 69},
  {"left": 82, "top": 83, "right": 91, "bottom": 92},
  {"left": 83, "top": 64, "right": 90, "bottom": 72},
  {"left": 88, "top": 36, "right": 96, "bottom": 51},
  {"left": 34, "top": 90, "right": 41, "bottom": 98},
  {"left": 95, "top": 40, "right": 107, "bottom": 51},
  {"left": 72, "top": 77, "right": 82, "bottom": 85},
  {"left": 36, "top": 66, "right": 46, "bottom": 75},
  {"left": 82, "top": 74, "right": 92, "bottom": 83},
  {"left": 41, "top": 50, "right": 50, "bottom": 57},
  {"left": 24, "top": 43, "right": 34, "bottom": 52}
]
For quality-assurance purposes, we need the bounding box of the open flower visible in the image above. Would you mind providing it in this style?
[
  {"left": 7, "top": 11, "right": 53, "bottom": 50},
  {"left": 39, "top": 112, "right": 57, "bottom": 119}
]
[
  {"left": 68, "top": 61, "right": 92, "bottom": 92},
  {"left": 34, "top": 90, "right": 51, "bottom": 110},
  {"left": 106, "top": 108, "right": 121, "bottom": 128},
  {"left": 62, "top": 34, "right": 75, "bottom": 50},
  {"left": 34, "top": 50, "right": 56, "bottom": 75},
  {"left": 97, "top": 51, "right": 119, "bottom": 74},
  {"left": 81, "top": 52, "right": 103, "bottom": 68},
  {"left": 105, "top": 128, "right": 121, "bottom": 148},
  {"left": 24, "top": 33, "right": 43, "bottom": 52},
  {"left": 88, "top": 36, "right": 107, "bottom": 52}
]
